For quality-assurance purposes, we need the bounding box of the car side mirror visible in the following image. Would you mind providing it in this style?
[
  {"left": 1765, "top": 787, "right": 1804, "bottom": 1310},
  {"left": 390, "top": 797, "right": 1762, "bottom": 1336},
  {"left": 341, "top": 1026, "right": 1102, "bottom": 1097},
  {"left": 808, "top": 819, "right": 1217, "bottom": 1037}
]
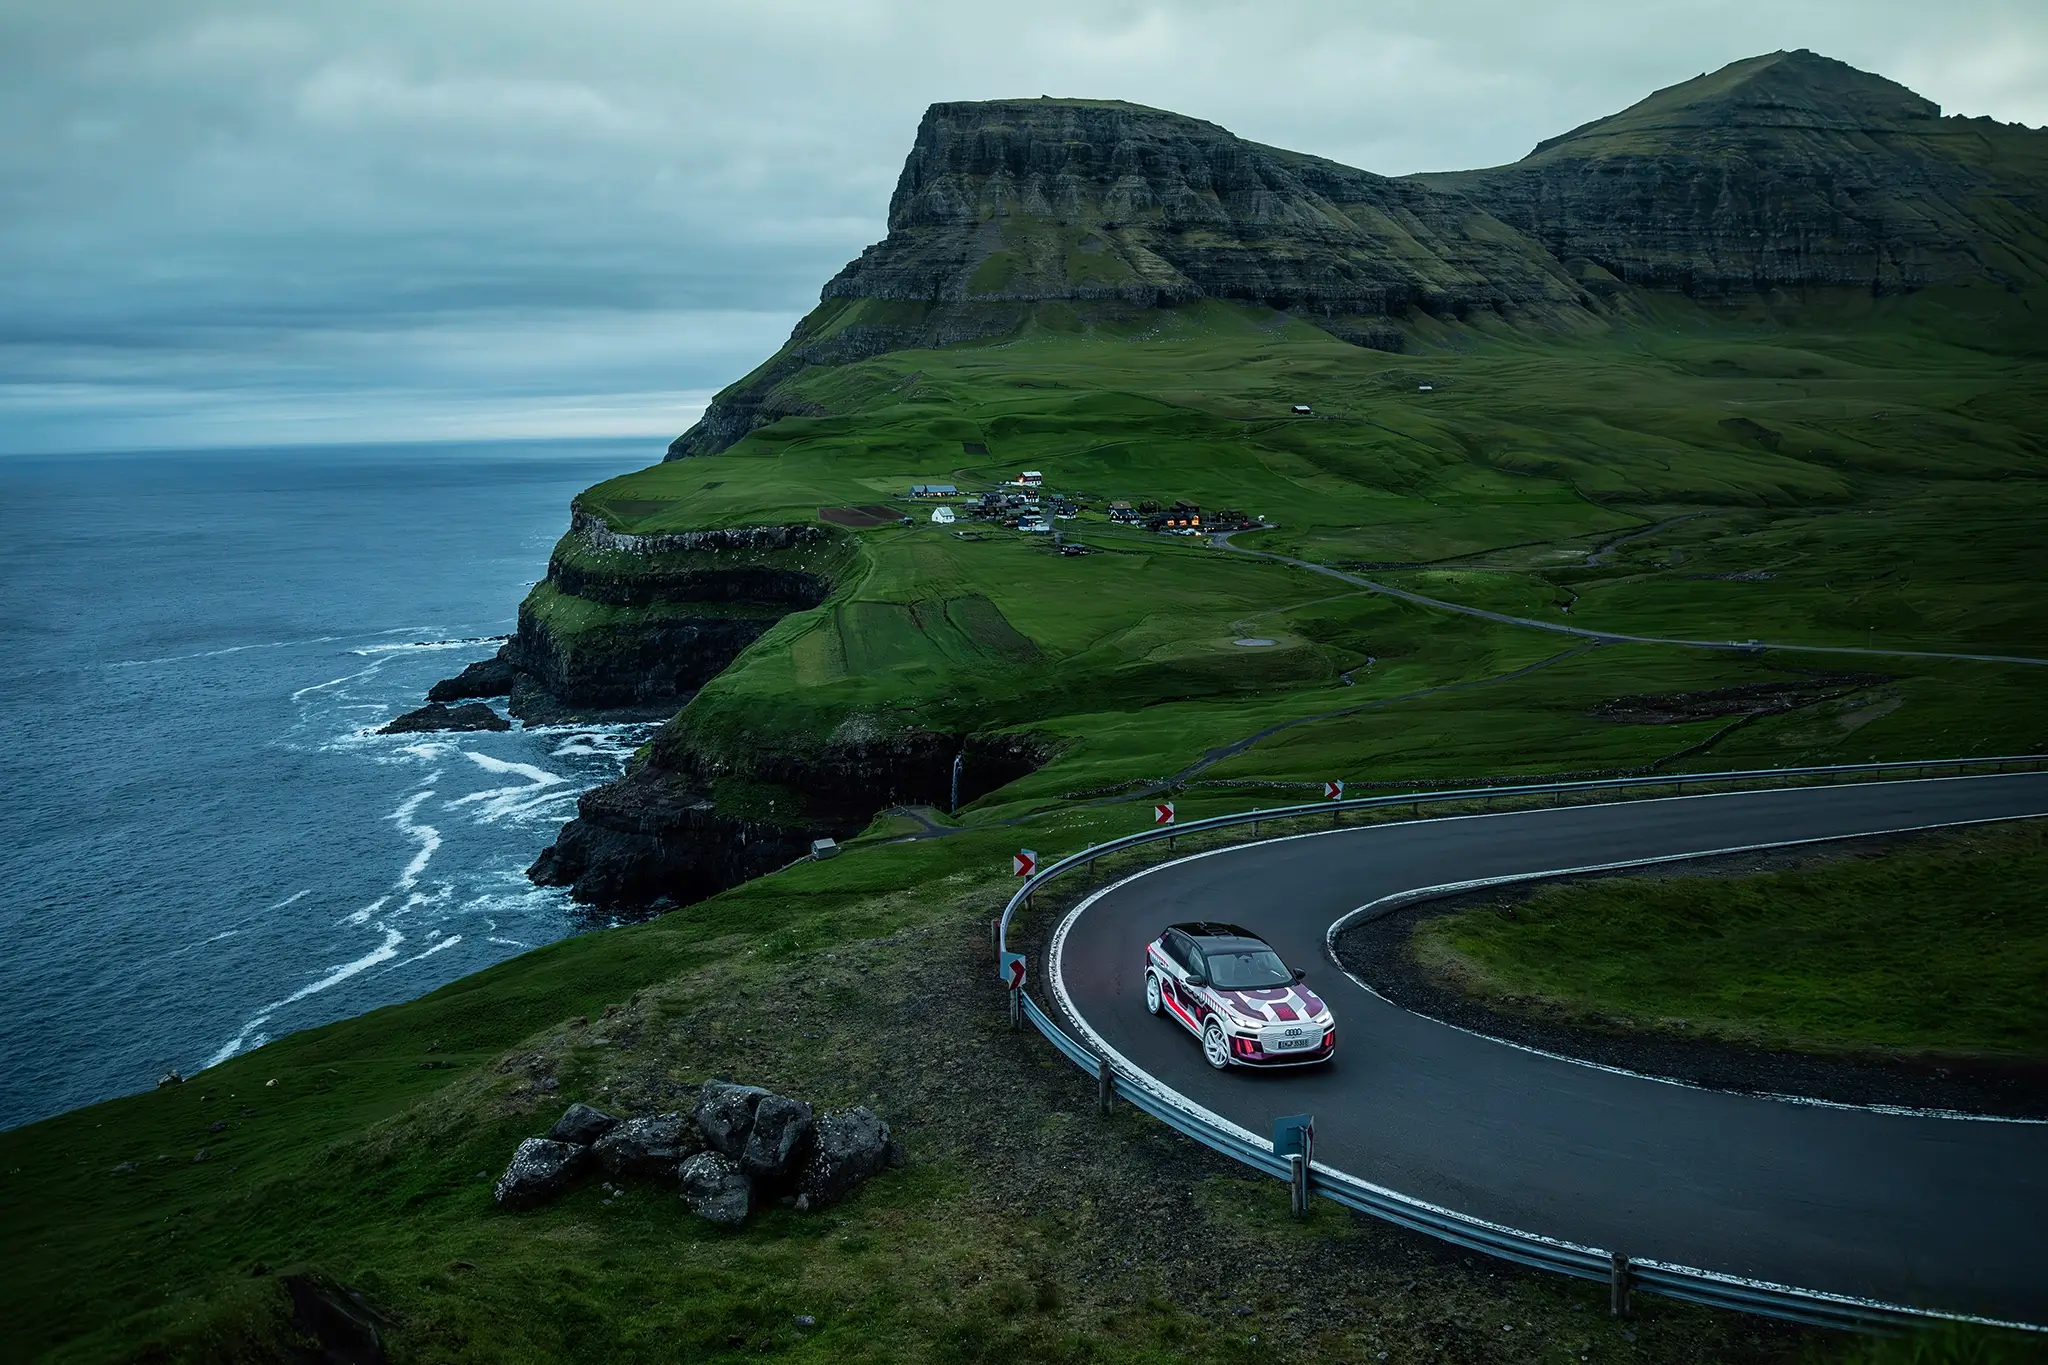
[
  {"left": 1186, "top": 972, "right": 1208, "bottom": 988},
  {"left": 1292, "top": 967, "right": 1307, "bottom": 982}
]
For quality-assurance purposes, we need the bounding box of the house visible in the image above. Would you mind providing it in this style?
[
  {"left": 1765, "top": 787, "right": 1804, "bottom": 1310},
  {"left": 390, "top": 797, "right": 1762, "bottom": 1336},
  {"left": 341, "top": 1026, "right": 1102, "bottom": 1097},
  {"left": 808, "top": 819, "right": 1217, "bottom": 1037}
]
[
  {"left": 1208, "top": 508, "right": 1255, "bottom": 532},
  {"left": 909, "top": 483, "right": 958, "bottom": 498},
  {"left": 1018, "top": 515, "right": 1051, "bottom": 533},
  {"left": 1156, "top": 501, "right": 1202, "bottom": 532},
  {"left": 1017, "top": 470, "right": 1043, "bottom": 487},
  {"left": 1292, "top": 404, "right": 1312, "bottom": 415},
  {"left": 931, "top": 506, "right": 957, "bottom": 524},
  {"left": 1108, "top": 500, "right": 1140, "bottom": 525}
]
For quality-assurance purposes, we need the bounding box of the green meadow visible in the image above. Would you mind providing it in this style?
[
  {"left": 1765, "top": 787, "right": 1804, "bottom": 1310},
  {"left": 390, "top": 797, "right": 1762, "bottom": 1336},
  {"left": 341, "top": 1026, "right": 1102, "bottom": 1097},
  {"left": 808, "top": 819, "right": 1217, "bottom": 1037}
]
[
  {"left": 1414, "top": 818, "right": 2048, "bottom": 1058},
  {"left": 9, "top": 290, "right": 2048, "bottom": 1361}
]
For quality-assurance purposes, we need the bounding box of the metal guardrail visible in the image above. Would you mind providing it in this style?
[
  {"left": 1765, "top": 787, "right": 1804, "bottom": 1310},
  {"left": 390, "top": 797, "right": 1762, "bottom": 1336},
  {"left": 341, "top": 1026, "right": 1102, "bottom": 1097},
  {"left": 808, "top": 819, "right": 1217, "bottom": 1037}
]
[{"left": 998, "top": 753, "right": 2048, "bottom": 1334}]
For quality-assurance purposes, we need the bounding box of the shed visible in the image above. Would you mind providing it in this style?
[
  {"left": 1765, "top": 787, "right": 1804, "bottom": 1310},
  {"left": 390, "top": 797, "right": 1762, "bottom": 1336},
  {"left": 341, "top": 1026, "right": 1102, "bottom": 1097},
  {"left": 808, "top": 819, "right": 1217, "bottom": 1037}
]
[{"left": 1292, "top": 404, "right": 1312, "bottom": 415}]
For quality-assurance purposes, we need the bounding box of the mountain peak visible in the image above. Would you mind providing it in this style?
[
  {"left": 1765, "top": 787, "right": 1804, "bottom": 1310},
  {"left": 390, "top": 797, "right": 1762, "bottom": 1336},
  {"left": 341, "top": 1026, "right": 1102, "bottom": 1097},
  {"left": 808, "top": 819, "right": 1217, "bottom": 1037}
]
[{"left": 1526, "top": 50, "right": 1939, "bottom": 160}]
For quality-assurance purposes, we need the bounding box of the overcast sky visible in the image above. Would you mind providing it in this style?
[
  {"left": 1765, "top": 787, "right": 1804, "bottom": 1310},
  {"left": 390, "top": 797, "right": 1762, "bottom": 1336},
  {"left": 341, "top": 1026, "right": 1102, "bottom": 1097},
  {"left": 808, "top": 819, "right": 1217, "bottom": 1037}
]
[{"left": 4, "top": 1, "right": 2044, "bottom": 455}]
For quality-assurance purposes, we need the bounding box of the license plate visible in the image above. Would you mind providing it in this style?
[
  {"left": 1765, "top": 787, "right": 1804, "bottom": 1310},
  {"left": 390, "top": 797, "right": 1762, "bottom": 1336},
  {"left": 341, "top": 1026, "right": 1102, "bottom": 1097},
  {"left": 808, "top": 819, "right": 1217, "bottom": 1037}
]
[{"left": 1273, "top": 1036, "right": 1316, "bottom": 1051}]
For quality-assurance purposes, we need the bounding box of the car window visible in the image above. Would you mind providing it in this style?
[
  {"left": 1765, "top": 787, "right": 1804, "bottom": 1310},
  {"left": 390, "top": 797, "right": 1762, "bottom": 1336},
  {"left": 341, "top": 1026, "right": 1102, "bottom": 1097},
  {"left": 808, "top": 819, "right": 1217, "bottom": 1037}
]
[
  {"left": 1186, "top": 945, "right": 1207, "bottom": 978},
  {"left": 1162, "top": 931, "right": 1191, "bottom": 968},
  {"left": 1205, "top": 948, "right": 1292, "bottom": 990}
]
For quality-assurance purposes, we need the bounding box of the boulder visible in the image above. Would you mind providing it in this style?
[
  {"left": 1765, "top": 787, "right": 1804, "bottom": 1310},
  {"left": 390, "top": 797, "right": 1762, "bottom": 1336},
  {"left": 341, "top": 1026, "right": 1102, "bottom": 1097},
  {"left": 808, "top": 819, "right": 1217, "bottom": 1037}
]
[
  {"left": 592, "top": 1113, "right": 700, "bottom": 1179},
  {"left": 679, "top": 1151, "right": 752, "bottom": 1226},
  {"left": 378, "top": 702, "right": 510, "bottom": 735},
  {"left": 798, "top": 1108, "right": 893, "bottom": 1208},
  {"left": 740, "top": 1094, "right": 814, "bottom": 1184},
  {"left": 694, "top": 1080, "right": 771, "bottom": 1158},
  {"left": 548, "top": 1102, "right": 619, "bottom": 1146},
  {"left": 494, "top": 1138, "right": 588, "bottom": 1209}
]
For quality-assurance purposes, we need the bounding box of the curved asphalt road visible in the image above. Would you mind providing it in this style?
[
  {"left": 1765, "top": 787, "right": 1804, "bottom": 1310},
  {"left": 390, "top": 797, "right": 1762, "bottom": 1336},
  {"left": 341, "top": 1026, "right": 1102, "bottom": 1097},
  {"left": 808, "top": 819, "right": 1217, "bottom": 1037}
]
[{"left": 1051, "top": 774, "right": 2048, "bottom": 1322}]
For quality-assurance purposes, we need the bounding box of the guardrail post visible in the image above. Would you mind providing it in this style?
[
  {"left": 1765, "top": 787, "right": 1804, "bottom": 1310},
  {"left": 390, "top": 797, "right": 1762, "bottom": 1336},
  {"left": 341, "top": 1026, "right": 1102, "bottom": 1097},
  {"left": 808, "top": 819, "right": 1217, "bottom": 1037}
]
[
  {"left": 1097, "top": 1054, "right": 1113, "bottom": 1115},
  {"left": 1009, "top": 985, "right": 1021, "bottom": 1032},
  {"left": 1288, "top": 1153, "right": 1308, "bottom": 1217},
  {"left": 990, "top": 918, "right": 999, "bottom": 952},
  {"left": 1609, "top": 1251, "right": 1632, "bottom": 1318}
]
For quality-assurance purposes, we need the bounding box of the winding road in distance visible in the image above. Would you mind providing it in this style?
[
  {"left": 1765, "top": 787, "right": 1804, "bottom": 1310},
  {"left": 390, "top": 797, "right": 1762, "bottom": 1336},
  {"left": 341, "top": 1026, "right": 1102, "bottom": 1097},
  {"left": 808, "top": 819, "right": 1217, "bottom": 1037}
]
[
  {"left": 1049, "top": 773, "right": 2048, "bottom": 1323},
  {"left": 1210, "top": 532, "right": 2048, "bottom": 668}
]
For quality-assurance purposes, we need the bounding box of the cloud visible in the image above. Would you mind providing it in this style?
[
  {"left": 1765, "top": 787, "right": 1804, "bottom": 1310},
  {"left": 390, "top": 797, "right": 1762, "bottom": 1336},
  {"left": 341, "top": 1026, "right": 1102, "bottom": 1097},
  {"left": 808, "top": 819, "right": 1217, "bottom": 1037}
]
[{"left": 1, "top": 0, "right": 2043, "bottom": 454}]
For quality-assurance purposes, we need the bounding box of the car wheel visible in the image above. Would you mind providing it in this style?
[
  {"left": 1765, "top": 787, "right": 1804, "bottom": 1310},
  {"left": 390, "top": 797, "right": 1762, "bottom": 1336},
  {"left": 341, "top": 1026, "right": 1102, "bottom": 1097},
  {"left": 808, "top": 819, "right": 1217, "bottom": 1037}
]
[
  {"left": 1144, "top": 972, "right": 1163, "bottom": 1016},
  {"left": 1201, "top": 1019, "right": 1231, "bottom": 1070}
]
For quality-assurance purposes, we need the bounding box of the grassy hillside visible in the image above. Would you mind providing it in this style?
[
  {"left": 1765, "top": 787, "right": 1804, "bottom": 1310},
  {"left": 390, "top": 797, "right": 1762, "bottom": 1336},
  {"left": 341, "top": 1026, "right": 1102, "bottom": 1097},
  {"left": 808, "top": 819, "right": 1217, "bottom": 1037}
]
[
  {"left": 16, "top": 267, "right": 2048, "bottom": 1363},
  {"left": 549, "top": 292, "right": 2048, "bottom": 823},
  {"left": 1413, "top": 819, "right": 2048, "bottom": 1058}
]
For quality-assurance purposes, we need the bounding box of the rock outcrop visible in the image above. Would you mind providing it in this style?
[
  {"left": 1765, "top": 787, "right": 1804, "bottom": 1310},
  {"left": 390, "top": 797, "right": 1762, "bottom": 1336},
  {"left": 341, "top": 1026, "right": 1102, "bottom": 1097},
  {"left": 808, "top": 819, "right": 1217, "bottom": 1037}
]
[
  {"left": 1419, "top": 50, "right": 2048, "bottom": 299},
  {"left": 798, "top": 1108, "right": 896, "bottom": 1210},
  {"left": 493, "top": 1138, "right": 588, "bottom": 1209},
  {"left": 678, "top": 1152, "right": 752, "bottom": 1226},
  {"left": 740, "top": 1095, "right": 815, "bottom": 1183},
  {"left": 496, "top": 1086, "right": 891, "bottom": 1225},
  {"left": 528, "top": 727, "right": 1050, "bottom": 909},
  {"left": 693, "top": 1081, "right": 771, "bottom": 1159},
  {"left": 377, "top": 701, "right": 510, "bottom": 735},
  {"left": 668, "top": 97, "right": 1591, "bottom": 459},
  {"left": 593, "top": 1113, "right": 702, "bottom": 1179},
  {"left": 429, "top": 656, "right": 518, "bottom": 703},
  {"left": 548, "top": 1102, "right": 619, "bottom": 1146}
]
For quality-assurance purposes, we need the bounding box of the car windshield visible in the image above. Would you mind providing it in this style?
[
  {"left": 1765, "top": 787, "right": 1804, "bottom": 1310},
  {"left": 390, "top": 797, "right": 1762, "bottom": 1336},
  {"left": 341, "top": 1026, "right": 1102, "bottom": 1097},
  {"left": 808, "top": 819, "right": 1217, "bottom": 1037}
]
[{"left": 1204, "top": 948, "right": 1292, "bottom": 990}]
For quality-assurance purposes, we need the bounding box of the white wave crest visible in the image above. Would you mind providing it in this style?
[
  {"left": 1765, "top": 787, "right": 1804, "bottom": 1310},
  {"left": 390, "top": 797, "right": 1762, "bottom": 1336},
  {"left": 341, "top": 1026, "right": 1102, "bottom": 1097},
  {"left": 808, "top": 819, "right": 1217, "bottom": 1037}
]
[
  {"left": 391, "top": 790, "right": 441, "bottom": 890},
  {"left": 340, "top": 895, "right": 389, "bottom": 928},
  {"left": 206, "top": 922, "right": 405, "bottom": 1067},
  {"left": 394, "top": 935, "right": 462, "bottom": 967}
]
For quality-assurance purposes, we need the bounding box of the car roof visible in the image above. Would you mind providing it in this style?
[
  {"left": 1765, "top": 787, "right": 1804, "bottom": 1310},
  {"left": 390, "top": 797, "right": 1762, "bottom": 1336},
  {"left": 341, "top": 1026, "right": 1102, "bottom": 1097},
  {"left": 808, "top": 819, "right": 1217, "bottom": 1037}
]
[{"left": 1168, "top": 921, "right": 1270, "bottom": 949}]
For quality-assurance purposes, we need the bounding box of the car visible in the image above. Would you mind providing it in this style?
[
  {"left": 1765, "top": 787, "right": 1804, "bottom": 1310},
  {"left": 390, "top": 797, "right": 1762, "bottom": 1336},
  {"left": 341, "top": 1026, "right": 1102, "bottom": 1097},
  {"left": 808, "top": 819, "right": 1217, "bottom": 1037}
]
[{"left": 1143, "top": 921, "right": 1335, "bottom": 1069}]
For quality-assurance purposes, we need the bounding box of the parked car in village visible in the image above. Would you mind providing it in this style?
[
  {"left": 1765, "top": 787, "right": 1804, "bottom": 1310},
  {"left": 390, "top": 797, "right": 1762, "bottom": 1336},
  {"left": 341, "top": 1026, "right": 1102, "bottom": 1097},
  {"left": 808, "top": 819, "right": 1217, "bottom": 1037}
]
[{"left": 1143, "top": 922, "right": 1335, "bottom": 1069}]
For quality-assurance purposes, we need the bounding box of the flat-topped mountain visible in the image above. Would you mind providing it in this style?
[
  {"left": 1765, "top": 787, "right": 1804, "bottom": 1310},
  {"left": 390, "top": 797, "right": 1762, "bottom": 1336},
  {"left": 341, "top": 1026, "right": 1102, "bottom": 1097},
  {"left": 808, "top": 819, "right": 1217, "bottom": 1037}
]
[
  {"left": 669, "top": 98, "right": 1590, "bottom": 457},
  {"left": 670, "top": 49, "right": 2046, "bottom": 459},
  {"left": 1424, "top": 49, "right": 2048, "bottom": 298}
]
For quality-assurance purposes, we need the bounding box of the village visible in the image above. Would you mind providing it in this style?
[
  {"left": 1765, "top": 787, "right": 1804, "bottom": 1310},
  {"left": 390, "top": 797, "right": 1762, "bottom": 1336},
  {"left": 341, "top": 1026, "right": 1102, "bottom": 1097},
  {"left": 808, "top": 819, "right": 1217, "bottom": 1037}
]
[{"left": 903, "top": 467, "right": 1261, "bottom": 547}]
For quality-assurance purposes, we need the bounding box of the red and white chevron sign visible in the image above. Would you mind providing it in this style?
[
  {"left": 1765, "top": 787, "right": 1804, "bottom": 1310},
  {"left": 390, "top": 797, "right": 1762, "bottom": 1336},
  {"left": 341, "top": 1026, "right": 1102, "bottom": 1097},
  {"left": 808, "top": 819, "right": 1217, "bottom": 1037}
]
[
  {"left": 1154, "top": 801, "right": 1175, "bottom": 825},
  {"left": 1325, "top": 780, "right": 1344, "bottom": 800},
  {"left": 1012, "top": 849, "right": 1037, "bottom": 877}
]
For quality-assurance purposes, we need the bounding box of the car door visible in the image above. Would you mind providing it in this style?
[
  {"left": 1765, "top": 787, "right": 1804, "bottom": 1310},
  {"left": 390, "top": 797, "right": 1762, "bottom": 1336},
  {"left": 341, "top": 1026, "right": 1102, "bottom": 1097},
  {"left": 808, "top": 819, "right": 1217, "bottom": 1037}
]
[
  {"left": 1180, "top": 942, "right": 1213, "bottom": 1033},
  {"left": 1160, "top": 931, "right": 1200, "bottom": 1034}
]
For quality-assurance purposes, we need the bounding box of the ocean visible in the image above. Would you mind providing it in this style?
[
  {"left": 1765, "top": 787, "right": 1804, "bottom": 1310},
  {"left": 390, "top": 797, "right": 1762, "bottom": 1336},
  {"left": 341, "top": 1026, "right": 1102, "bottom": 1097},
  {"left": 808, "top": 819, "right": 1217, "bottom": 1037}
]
[{"left": 0, "top": 440, "right": 660, "bottom": 1130}]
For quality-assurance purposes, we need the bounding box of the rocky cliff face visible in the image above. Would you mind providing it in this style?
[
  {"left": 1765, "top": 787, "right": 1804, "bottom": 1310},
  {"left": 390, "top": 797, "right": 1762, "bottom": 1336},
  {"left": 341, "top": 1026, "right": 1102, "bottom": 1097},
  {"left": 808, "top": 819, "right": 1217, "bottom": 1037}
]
[
  {"left": 441, "top": 512, "right": 847, "bottom": 723},
  {"left": 530, "top": 728, "right": 1050, "bottom": 909},
  {"left": 669, "top": 99, "right": 1590, "bottom": 458},
  {"left": 1420, "top": 50, "right": 2048, "bottom": 299}
]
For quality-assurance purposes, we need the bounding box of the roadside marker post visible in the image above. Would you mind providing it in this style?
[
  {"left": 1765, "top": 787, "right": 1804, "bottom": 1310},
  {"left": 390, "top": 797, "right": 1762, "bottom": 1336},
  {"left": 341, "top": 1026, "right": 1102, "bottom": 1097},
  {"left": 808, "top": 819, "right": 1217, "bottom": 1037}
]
[
  {"left": 1273, "top": 1113, "right": 1315, "bottom": 1218},
  {"left": 1324, "top": 780, "right": 1344, "bottom": 800},
  {"left": 999, "top": 951, "right": 1027, "bottom": 1031},
  {"left": 1012, "top": 849, "right": 1037, "bottom": 878},
  {"left": 1096, "top": 1054, "right": 1113, "bottom": 1115},
  {"left": 1609, "top": 1252, "right": 1633, "bottom": 1318},
  {"left": 1155, "top": 800, "right": 1175, "bottom": 849}
]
